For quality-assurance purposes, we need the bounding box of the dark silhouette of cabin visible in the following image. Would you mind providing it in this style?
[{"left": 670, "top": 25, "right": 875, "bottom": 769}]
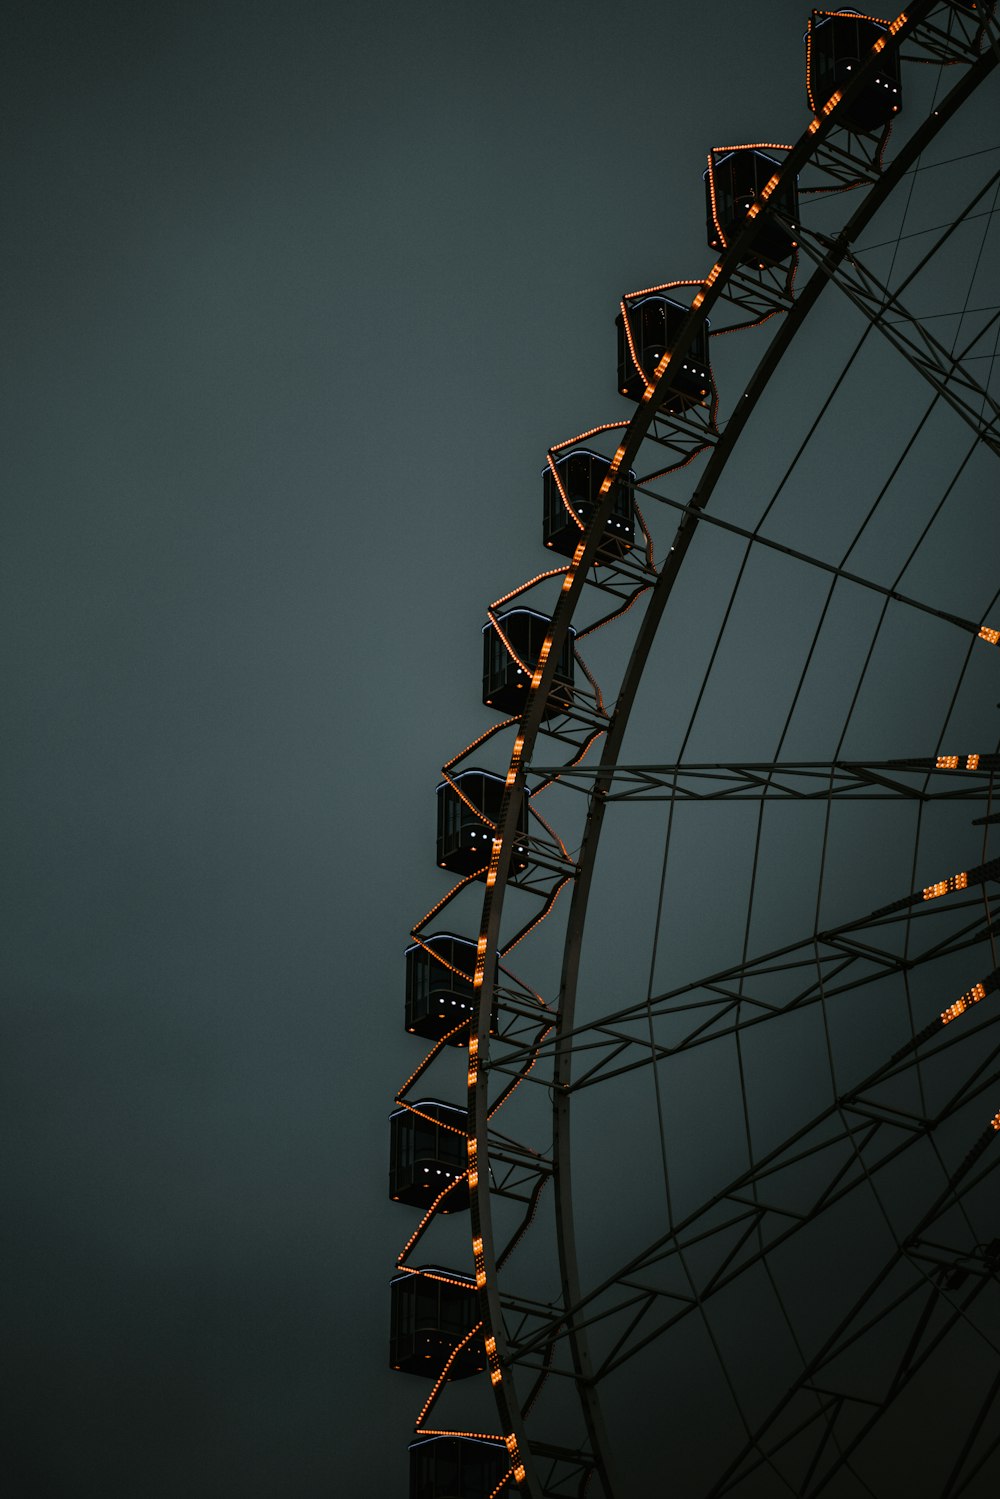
[
  {"left": 405, "top": 933, "right": 497, "bottom": 1046},
  {"left": 806, "top": 9, "right": 901, "bottom": 133},
  {"left": 543, "top": 448, "right": 635, "bottom": 560},
  {"left": 616, "top": 295, "right": 711, "bottom": 410},
  {"left": 409, "top": 1436, "right": 514, "bottom": 1499},
  {"left": 436, "top": 770, "right": 529, "bottom": 878},
  {"left": 390, "top": 1269, "right": 486, "bottom": 1379},
  {"left": 705, "top": 146, "right": 799, "bottom": 267},
  {"left": 483, "top": 609, "right": 575, "bottom": 718},
  {"left": 389, "top": 1100, "right": 469, "bottom": 1212}
]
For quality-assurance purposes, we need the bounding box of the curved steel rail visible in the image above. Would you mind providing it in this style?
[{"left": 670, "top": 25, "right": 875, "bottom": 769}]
[{"left": 467, "top": 6, "right": 1000, "bottom": 1494}]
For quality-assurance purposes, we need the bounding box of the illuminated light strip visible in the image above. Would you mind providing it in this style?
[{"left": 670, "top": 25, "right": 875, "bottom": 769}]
[
  {"left": 575, "top": 582, "right": 652, "bottom": 641},
  {"left": 474, "top": 933, "right": 488, "bottom": 989},
  {"left": 820, "top": 7, "right": 890, "bottom": 27},
  {"left": 598, "top": 447, "right": 627, "bottom": 496},
  {"left": 473, "top": 1232, "right": 487, "bottom": 1290},
  {"left": 419, "top": 1426, "right": 506, "bottom": 1442},
  {"left": 442, "top": 716, "right": 520, "bottom": 773},
  {"left": 546, "top": 453, "right": 586, "bottom": 532},
  {"left": 806, "top": 22, "right": 816, "bottom": 113},
  {"left": 413, "top": 869, "right": 487, "bottom": 932},
  {"left": 408, "top": 933, "right": 475, "bottom": 986},
  {"left": 413, "top": 1320, "right": 486, "bottom": 1431},
  {"left": 489, "top": 1471, "right": 517, "bottom": 1498},
  {"left": 401, "top": 1267, "right": 478, "bottom": 1292},
  {"left": 690, "top": 262, "right": 724, "bottom": 311},
  {"left": 493, "top": 956, "right": 546, "bottom": 1008},
  {"left": 979, "top": 625, "right": 1000, "bottom": 645},
  {"left": 491, "top": 567, "right": 569, "bottom": 612},
  {"left": 992, "top": 1110, "right": 1000, "bottom": 1132},
  {"left": 499, "top": 876, "right": 572, "bottom": 958},
  {"left": 504, "top": 1434, "right": 523, "bottom": 1480},
  {"left": 710, "top": 305, "right": 784, "bottom": 339},
  {"left": 639, "top": 439, "right": 714, "bottom": 487},
  {"left": 395, "top": 1173, "right": 472, "bottom": 1266},
  {"left": 573, "top": 647, "right": 606, "bottom": 716},
  {"left": 550, "top": 420, "right": 628, "bottom": 454},
  {"left": 822, "top": 88, "right": 844, "bottom": 117},
  {"left": 395, "top": 1023, "right": 474, "bottom": 1098},
  {"left": 941, "top": 982, "right": 988, "bottom": 1025},
  {"left": 487, "top": 1024, "right": 553, "bottom": 1118},
  {"left": 650, "top": 349, "right": 672, "bottom": 383},
  {"left": 634, "top": 500, "right": 655, "bottom": 569},
  {"left": 923, "top": 871, "right": 969, "bottom": 900},
  {"left": 483, "top": 834, "right": 504, "bottom": 891},
  {"left": 407, "top": 929, "right": 473, "bottom": 989},
  {"left": 529, "top": 727, "right": 606, "bottom": 799},
  {"left": 494, "top": 1171, "right": 549, "bottom": 1269},
  {"left": 526, "top": 799, "right": 570, "bottom": 862},
  {"left": 505, "top": 733, "right": 526, "bottom": 788},
  {"left": 529, "top": 635, "right": 554, "bottom": 693},
  {"left": 395, "top": 1098, "right": 468, "bottom": 1140},
  {"left": 708, "top": 376, "right": 721, "bottom": 429},
  {"left": 619, "top": 298, "right": 650, "bottom": 387},
  {"left": 707, "top": 153, "right": 726, "bottom": 250},
  {"left": 935, "top": 752, "right": 987, "bottom": 772},
  {"left": 623, "top": 277, "right": 699, "bottom": 301},
  {"left": 709, "top": 142, "right": 791, "bottom": 156},
  {"left": 487, "top": 610, "right": 532, "bottom": 677},
  {"left": 439, "top": 770, "right": 498, "bottom": 831}
]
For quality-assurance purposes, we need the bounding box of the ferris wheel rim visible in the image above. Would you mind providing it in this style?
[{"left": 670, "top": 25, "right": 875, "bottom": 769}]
[{"left": 445, "top": 7, "right": 1000, "bottom": 1494}]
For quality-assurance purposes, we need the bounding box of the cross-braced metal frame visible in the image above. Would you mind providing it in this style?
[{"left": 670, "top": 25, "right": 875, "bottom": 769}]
[{"left": 392, "top": 6, "right": 1000, "bottom": 1495}]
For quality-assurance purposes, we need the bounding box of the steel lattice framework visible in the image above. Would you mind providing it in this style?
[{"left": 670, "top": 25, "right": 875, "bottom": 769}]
[{"left": 391, "top": 6, "right": 1000, "bottom": 1496}]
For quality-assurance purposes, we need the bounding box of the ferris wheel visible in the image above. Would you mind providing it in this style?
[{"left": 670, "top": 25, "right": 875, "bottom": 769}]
[{"left": 390, "top": 6, "right": 1000, "bottom": 1496}]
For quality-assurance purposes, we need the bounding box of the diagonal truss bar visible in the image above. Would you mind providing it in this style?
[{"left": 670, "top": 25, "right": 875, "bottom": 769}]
[
  {"left": 527, "top": 757, "right": 1000, "bottom": 803},
  {"left": 504, "top": 1035, "right": 1000, "bottom": 1378},
  {"left": 792, "top": 214, "right": 1000, "bottom": 455},
  {"left": 620, "top": 476, "right": 989, "bottom": 638},
  {"left": 709, "top": 1122, "right": 1000, "bottom": 1496},
  {"left": 904, "top": 0, "right": 1000, "bottom": 65},
  {"left": 488, "top": 861, "right": 1000, "bottom": 1083},
  {"left": 629, "top": 473, "right": 989, "bottom": 638}
]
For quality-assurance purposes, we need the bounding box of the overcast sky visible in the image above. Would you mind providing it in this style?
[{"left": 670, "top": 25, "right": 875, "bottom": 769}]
[{"left": 3, "top": 3, "right": 998, "bottom": 1495}]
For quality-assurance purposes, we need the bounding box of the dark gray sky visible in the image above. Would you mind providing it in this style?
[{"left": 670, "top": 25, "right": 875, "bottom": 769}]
[{"left": 3, "top": 3, "right": 998, "bottom": 1495}]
